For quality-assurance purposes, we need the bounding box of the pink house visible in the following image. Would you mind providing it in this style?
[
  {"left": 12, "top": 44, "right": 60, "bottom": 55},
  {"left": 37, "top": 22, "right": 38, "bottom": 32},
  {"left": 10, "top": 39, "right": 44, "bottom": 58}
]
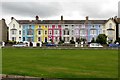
[{"left": 48, "top": 25, "right": 62, "bottom": 43}]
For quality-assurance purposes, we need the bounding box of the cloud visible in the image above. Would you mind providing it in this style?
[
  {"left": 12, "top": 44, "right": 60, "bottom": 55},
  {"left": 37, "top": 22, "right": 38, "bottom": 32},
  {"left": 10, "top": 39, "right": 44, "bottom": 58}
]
[
  {"left": 59, "top": 1, "right": 118, "bottom": 19},
  {"left": 2, "top": 2, "right": 62, "bottom": 18},
  {"left": 1, "top": 0, "right": 119, "bottom": 21}
]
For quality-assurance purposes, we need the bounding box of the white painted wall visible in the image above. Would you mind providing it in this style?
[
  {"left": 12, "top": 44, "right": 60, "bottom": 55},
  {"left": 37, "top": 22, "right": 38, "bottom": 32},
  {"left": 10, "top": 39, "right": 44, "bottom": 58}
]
[{"left": 104, "top": 19, "right": 116, "bottom": 42}]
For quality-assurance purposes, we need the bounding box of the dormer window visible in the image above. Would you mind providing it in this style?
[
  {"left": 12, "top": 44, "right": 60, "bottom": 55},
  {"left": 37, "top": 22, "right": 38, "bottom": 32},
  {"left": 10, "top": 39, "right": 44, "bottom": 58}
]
[{"left": 109, "top": 23, "right": 112, "bottom": 29}]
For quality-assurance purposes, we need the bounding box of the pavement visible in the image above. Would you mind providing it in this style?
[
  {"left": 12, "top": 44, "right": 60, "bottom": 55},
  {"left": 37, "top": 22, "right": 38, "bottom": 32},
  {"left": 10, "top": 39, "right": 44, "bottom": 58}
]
[{"left": 1, "top": 74, "right": 63, "bottom": 80}]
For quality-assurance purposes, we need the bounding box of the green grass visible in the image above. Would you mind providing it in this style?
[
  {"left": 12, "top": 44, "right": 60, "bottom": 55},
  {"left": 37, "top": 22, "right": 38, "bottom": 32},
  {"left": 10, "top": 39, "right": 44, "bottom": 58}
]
[{"left": 2, "top": 48, "right": 118, "bottom": 78}]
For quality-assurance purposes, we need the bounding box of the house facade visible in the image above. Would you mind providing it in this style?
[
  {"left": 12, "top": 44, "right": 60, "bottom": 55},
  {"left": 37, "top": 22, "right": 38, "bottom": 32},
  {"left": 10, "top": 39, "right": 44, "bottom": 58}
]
[
  {"left": 87, "top": 21, "right": 104, "bottom": 42},
  {"left": 104, "top": 19, "right": 116, "bottom": 42},
  {"left": 9, "top": 17, "right": 22, "bottom": 42},
  {"left": 9, "top": 16, "right": 118, "bottom": 43},
  {"left": 0, "top": 19, "right": 8, "bottom": 42}
]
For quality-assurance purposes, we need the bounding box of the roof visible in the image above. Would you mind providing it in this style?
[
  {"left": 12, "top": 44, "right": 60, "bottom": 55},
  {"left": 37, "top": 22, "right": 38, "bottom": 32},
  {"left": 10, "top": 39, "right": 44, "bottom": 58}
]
[{"left": 16, "top": 20, "right": 107, "bottom": 24}]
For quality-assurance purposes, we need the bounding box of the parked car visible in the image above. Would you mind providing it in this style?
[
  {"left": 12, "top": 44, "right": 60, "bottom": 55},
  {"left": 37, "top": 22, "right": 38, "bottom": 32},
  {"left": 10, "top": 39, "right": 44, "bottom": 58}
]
[
  {"left": 109, "top": 43, "right": 120, "bottom": 47},
  {"left": 12, "top": 43, "right": 26, "bottom": 47},
  {"left": 46, "top": 43, "right": 57, "bottom": 47},
  {"left": 89, "top": 43, "right": 103, "bottom": 48}
]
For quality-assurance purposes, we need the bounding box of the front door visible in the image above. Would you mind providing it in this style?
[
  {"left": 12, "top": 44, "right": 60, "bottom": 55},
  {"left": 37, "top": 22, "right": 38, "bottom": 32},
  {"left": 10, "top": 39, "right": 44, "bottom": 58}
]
[{"left": 45, "top": 37, "right": 47, "bottom": 42}]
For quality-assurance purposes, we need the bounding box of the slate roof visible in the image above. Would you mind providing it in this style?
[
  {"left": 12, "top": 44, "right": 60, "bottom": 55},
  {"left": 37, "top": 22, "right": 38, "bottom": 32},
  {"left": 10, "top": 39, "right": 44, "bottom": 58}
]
[{"left": 16, "top": 20, "right": 107, "bottom": 24}]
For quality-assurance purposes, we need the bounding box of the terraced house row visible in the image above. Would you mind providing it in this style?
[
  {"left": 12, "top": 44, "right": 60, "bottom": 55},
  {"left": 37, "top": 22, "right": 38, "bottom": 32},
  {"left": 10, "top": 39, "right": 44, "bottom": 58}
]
[{"left": 8, "top": 16, "right": 120, "bottom": 43}]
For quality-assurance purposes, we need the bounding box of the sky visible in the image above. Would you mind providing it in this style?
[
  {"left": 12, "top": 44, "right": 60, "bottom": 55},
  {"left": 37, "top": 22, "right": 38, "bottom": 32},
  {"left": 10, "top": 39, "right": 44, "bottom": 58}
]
[{"left": 0, "top": 0, "right": 120, "bottom": 25}]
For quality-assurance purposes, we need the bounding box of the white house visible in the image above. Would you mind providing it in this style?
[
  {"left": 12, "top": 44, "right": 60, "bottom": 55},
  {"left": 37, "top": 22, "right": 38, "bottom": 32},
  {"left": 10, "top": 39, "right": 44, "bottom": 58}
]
[
  {"left": 104, "top": 18, "right": 116, "bottom": 42},
  {"left": 9, "top": 17, "right": 22, "bottom": 42}
]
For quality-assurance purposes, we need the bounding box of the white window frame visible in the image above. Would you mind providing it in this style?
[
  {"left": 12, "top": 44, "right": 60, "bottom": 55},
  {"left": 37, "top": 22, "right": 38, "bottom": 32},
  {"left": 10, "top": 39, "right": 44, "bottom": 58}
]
[
  {"left": 55, "top": 25, "right": 58, "bottom": 28},
  {"left": 38, "top": 37, "right": 41, "bottom": 41},
  {"left": 38, "top": 30, "right": 41, "bottom": 35},
  {"left": 49, "top": 30, "right": 52, "bottom": 35}
]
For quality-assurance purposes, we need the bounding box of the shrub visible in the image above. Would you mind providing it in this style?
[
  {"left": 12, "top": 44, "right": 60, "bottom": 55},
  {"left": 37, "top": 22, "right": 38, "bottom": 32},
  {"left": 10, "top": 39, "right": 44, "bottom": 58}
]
[
  {"left": 96, "top": 34, "right": 107, "bottom": 44},
  {"left": 70, "top": 40, "right": 75, "bottom": 44}
]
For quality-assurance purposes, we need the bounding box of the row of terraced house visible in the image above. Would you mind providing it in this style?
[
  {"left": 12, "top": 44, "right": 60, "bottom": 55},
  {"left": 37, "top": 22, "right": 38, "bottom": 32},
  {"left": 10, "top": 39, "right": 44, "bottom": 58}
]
[{"left": 8, "top": 16, "right": 120, "bottom": 44}]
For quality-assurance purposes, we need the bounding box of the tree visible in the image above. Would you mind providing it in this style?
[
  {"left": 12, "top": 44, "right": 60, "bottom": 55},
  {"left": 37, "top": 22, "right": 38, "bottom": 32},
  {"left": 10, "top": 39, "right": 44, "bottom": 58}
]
[
  {"left": 96, "top": 34, "right": 107, "bottom": 44},
  {"left": 70, "top": 40, "right": 75, "bottom": 44},
  {"left": 70, "top": 37, "right": 75, "bottom": 44},
  {"left": 91, "top": 37, "right": 96, "bottom": 43},
  {"left": 114, "top": 39, "right": 120, "bottom": 44}
]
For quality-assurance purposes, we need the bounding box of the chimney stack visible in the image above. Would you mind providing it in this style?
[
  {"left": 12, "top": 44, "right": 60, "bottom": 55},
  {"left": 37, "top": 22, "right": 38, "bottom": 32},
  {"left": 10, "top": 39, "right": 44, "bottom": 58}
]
[
  {"left": 85, "top": 16, "right": 89, "bottom": 24},
  {"left": 86, "top": 16, "right": 88, "bottom": 21},
  {"left": 61, "top": 15, "right": 63, "bottom": 21},
  {"left": 2, "top": 18, "right": 5, "bottom": 21},
  {"left": 36, "top": 16, "right": 39, "bottom": 20},
  {"left": 11, "top": 17, "right": 14, "bottom": 20}
]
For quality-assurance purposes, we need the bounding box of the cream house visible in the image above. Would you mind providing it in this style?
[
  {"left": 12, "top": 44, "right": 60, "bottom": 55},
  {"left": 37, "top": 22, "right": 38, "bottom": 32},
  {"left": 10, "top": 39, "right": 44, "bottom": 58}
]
[{"left": 104, "top": 18, "right": 116, "bottom": 42}]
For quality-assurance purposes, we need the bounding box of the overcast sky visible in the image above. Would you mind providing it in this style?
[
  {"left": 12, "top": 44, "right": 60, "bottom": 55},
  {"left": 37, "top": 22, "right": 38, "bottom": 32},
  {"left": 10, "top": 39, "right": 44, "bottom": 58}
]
[{"left": 0, "top": 0, "right": 120, "bottom": 24}]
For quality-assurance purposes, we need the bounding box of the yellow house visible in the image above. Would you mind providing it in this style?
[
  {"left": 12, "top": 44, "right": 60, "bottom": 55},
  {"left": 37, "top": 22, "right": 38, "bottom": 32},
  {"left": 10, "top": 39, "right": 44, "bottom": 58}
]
[
  {"left": 103, "top": 18, "right": 116, "bottom": 42},
  {"left": 34, "top": 24, "right": 48, "bottom": 43},
  {"left": 41, "top": 25, "right": 48, "bottom": 42}
]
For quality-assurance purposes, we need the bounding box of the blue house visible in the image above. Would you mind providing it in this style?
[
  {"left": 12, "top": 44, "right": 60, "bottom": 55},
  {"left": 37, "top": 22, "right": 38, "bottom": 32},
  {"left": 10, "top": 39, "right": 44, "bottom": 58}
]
[
  {"left": 87, "top": 21, "right": 104, "bottom": 42},
  {"left": 22, "top": 24, "right": 35, "bottom": 42}
]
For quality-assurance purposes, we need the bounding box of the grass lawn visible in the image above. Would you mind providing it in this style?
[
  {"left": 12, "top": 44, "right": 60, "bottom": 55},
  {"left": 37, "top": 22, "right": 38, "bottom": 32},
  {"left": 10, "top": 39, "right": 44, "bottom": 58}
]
[{"left": 2, "top": 48, "right": 118, "bottom": 78}]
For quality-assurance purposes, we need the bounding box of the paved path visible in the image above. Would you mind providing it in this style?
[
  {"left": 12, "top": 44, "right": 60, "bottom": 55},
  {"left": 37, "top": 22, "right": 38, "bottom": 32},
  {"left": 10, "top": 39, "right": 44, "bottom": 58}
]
[{"left": 1, "top": 74, "right": 62, "bottom": 80}]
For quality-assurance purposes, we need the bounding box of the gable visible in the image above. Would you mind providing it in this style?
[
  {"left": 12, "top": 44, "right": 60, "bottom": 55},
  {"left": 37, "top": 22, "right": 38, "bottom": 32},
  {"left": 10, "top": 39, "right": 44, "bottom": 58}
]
[
  {"left": 9, "top": 19, "right": 19, "bottom": 28},
  {"left": 105, "top": 19, "right": 116, "bottom": 26},
  {"left": 9, "top": 19, "right": 19, "bottom": 26}
]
